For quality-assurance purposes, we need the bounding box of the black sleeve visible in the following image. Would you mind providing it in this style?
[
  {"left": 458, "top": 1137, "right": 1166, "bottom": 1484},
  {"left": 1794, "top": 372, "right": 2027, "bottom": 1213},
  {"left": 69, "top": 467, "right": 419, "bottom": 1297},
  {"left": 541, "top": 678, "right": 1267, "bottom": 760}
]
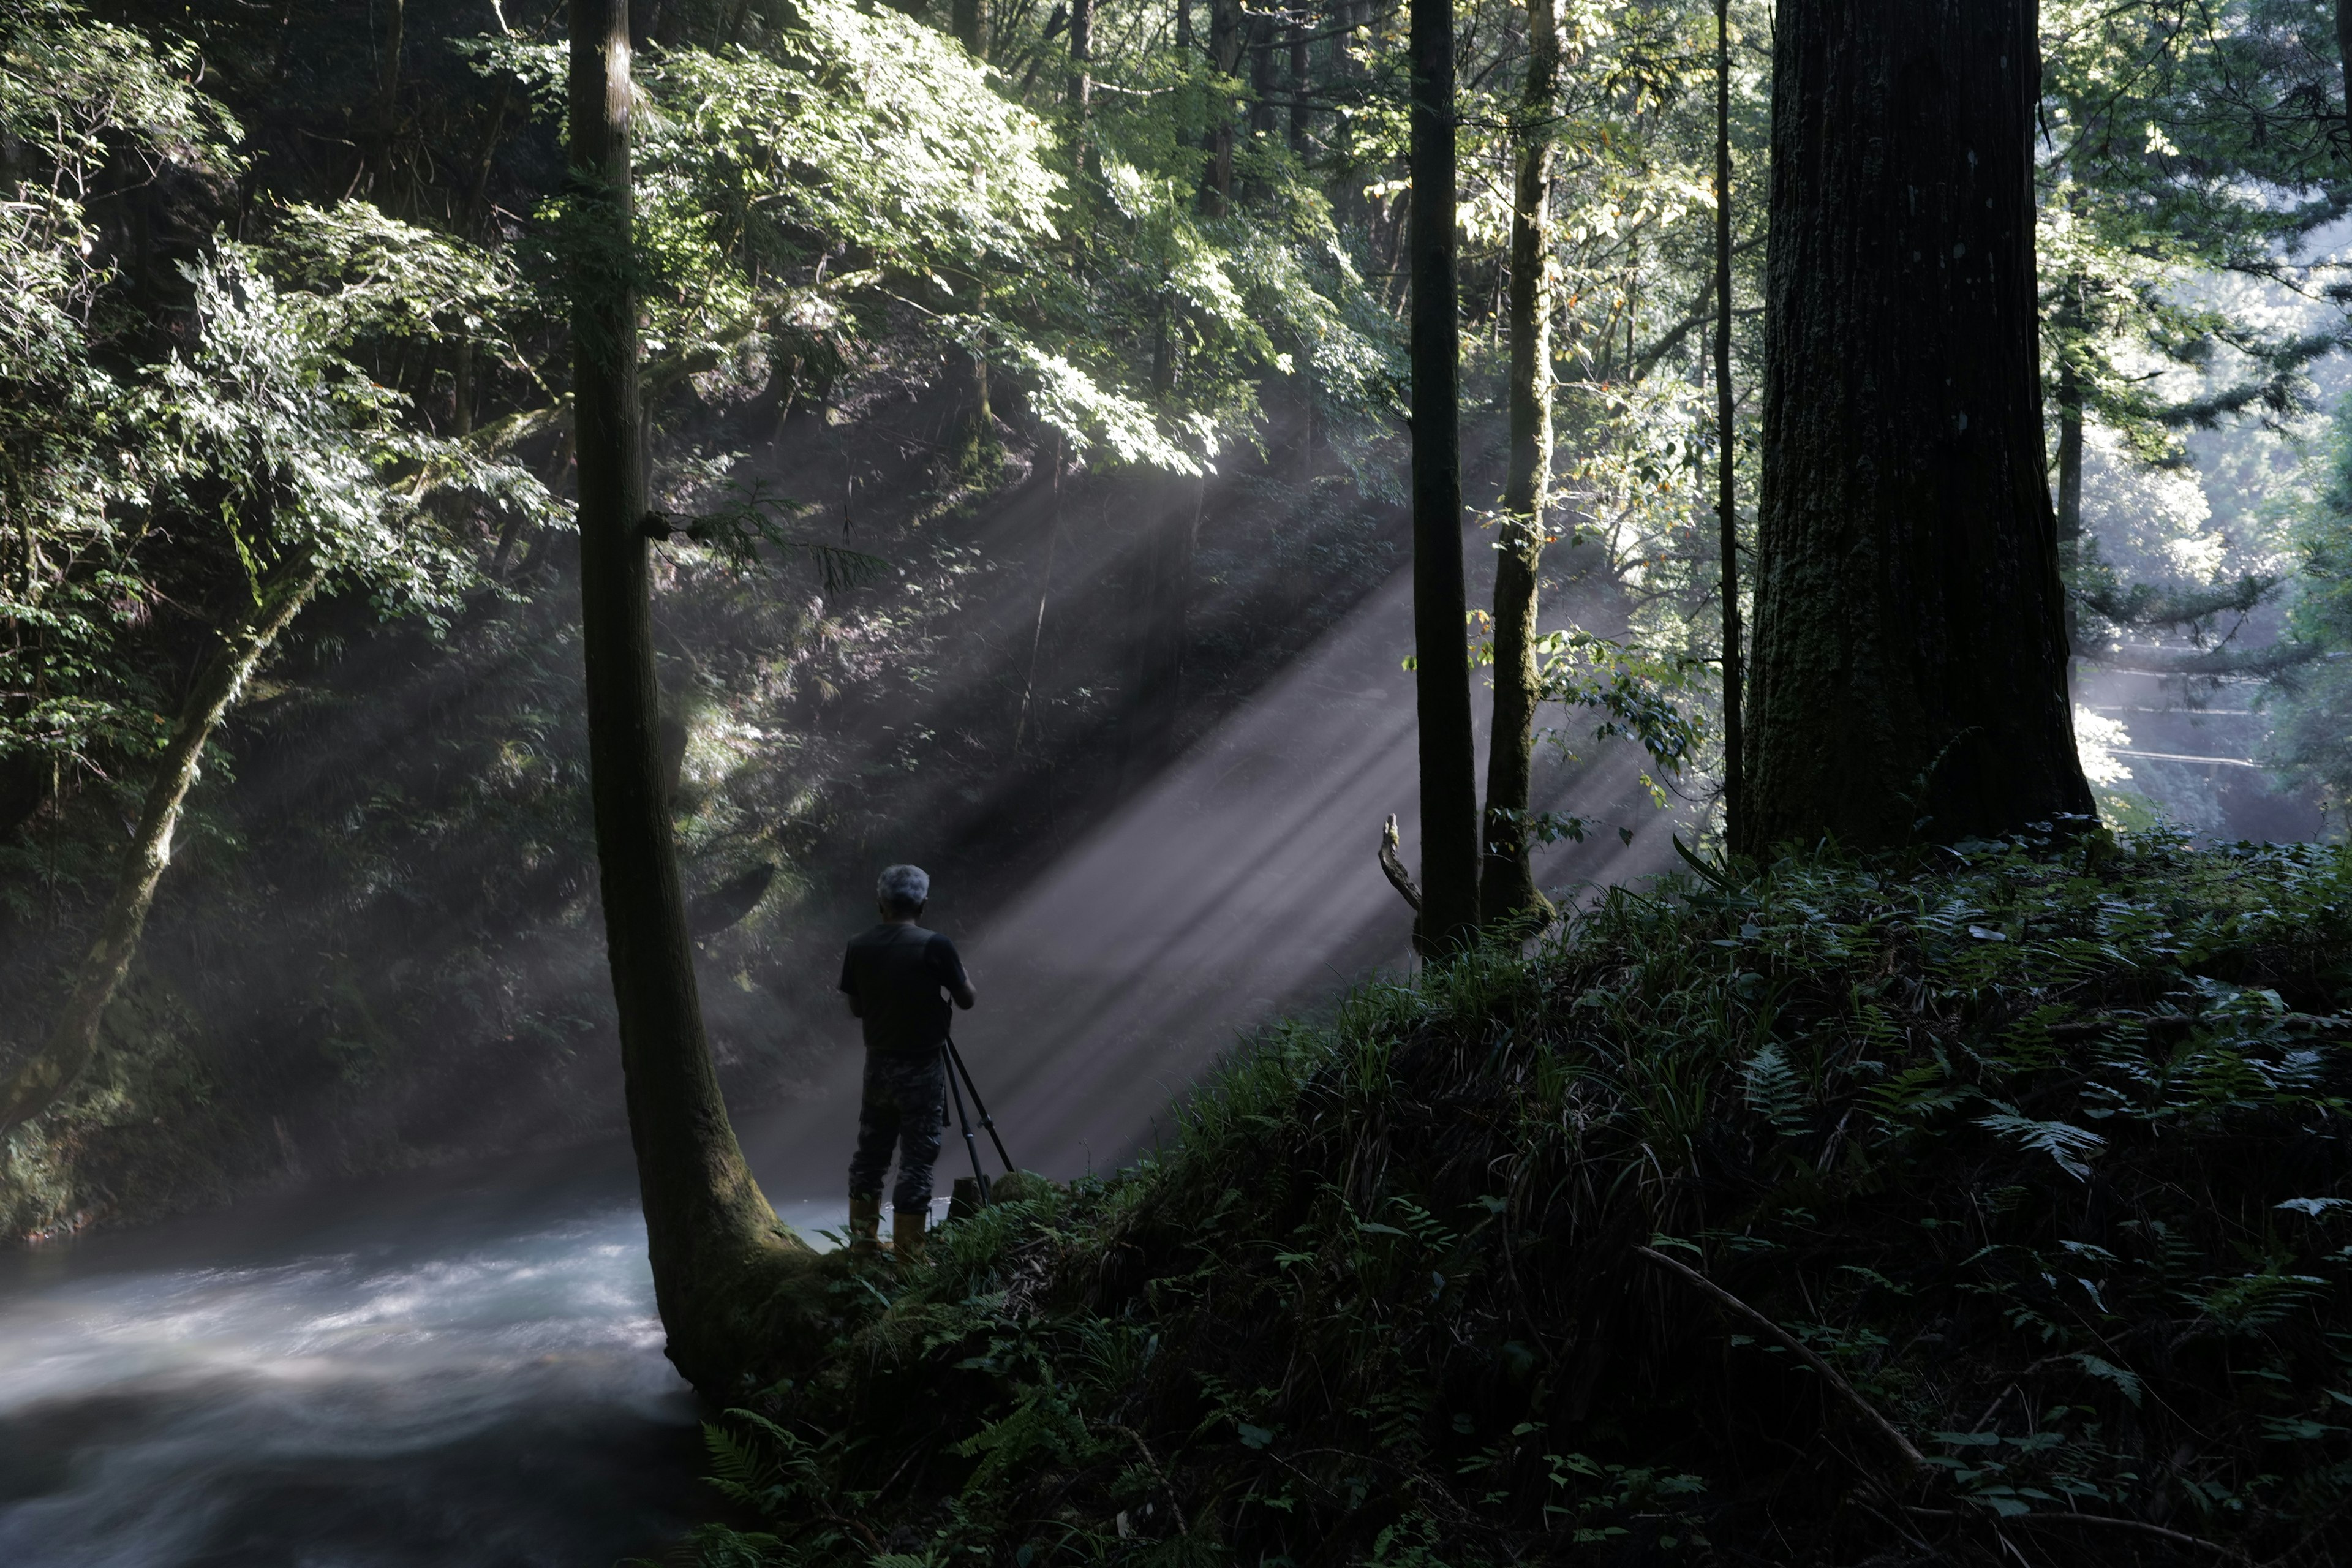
[
  {"left": 838, "top": 945, "right": 857, "bottom": 995},
  {"left": 929, "top": 933, "right": 971, "bottom": 994}
]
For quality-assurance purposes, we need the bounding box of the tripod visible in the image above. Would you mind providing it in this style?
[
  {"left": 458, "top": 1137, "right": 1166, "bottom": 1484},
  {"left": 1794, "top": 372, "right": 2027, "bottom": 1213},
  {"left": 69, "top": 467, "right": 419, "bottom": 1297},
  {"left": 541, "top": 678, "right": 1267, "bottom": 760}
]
[{"left": 940, "top": 1035, "right": 1014, "bottom": 1204}]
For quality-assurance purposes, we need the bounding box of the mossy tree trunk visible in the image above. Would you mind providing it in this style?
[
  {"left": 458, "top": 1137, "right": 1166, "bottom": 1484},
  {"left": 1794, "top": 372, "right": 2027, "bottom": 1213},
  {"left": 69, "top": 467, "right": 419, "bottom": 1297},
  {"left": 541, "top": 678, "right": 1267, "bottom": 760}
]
[
  {"left": 1477, "top": 0, "right": 1559, "bottom": 929},
  {"left": 1737, "top": 0, "right": 2090, "bottom": 853},
  {"left": 0, "top": 552, "right": 325, "bottom": 1134},
  {"left": 1410, "top": 0, "right": 1480, "bottom": 947},
  {"left": 569, "top": 0, "right": 821, "bottom": 1401}
]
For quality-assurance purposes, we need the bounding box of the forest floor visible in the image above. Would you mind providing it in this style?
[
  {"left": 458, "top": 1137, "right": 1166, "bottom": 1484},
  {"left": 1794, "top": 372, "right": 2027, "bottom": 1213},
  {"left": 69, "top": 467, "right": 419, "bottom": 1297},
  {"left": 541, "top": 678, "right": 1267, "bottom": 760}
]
[{"left": 674, "top": 826, "right": 2352, "bottom": 1567}]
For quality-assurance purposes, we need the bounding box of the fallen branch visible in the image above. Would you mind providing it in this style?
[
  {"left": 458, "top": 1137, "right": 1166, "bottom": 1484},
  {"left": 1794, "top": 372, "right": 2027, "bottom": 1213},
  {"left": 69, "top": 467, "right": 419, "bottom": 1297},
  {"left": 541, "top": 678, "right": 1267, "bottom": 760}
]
[
  {"left": 1905, "top": 1504, "right": 2246, "bottom": 1562},
  {"left": 1634, "top": 1245, "right": 1928, "bottom": 1479},
  {"left": 1379, "top": 814, "right": 1422, "bottom": 916}
]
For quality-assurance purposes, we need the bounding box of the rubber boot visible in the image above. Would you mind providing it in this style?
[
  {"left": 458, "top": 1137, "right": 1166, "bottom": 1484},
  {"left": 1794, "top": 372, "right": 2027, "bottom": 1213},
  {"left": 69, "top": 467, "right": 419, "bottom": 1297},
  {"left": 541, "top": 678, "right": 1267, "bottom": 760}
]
[
  {"left": 892, "top": 1207, "right": 927, "bottom": 1264},
  {"left": 848, "top": 1194, "right": 883, "bottom": 1257}
]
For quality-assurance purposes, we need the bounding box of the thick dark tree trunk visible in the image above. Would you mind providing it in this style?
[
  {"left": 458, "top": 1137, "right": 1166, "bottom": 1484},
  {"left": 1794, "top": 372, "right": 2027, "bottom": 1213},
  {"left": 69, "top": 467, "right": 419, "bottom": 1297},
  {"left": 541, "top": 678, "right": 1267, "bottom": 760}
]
[
  {"left": 952, "top": 0, "right": 989, "bottom": 56},
  {"left": 569, "top": 0, "right": 821, "bottom": 1401},
  {"left": 1738, "top": 0, "right": 2091, "bottom": 853},
  {"left": 1477, "top": 0, "right": 1559, "bottom": 929},
  {"left": 1409, "top": 0, "right": 1479, "bottom": 946},
  {"left": 0, "top": 554, "right": 324, "bottom": 1135}
]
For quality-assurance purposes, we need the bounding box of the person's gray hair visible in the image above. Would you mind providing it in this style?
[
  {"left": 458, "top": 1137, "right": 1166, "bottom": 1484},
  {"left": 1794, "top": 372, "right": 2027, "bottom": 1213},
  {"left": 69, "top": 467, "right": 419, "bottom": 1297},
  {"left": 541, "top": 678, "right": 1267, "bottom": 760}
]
[{"left": 876, "top": 864, "right": 930, "bottom": 913}]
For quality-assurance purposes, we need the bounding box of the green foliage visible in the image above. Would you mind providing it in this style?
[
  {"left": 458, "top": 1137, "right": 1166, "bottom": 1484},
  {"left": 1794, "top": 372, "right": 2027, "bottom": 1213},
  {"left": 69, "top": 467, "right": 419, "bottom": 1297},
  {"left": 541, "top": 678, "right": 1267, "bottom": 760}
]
[{"left": 677, "top": 833, "right": 2352, "bottom": 1564}]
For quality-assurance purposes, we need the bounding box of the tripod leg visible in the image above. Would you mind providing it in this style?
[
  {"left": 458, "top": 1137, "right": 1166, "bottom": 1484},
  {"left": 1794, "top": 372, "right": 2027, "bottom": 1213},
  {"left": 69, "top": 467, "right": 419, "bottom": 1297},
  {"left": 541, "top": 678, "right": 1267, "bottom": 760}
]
[
  {"left": 943, "top": 1044, "right": 989, "bottom": 1204},
  {"left": 944, "top": 1036, "right": 1015, "bottom": 1173}
]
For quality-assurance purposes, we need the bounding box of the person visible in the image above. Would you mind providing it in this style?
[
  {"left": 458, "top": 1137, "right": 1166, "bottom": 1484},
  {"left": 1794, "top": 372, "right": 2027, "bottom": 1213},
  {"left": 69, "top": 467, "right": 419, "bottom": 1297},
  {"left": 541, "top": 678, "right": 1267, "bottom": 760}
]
[{"left": 838, "top": 863, "right": 974, "bottom": 1260}]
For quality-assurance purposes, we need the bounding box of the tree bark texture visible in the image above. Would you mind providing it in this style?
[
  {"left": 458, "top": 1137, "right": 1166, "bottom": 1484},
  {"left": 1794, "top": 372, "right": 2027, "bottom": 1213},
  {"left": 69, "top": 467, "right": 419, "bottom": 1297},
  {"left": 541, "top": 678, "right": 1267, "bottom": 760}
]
[
  {"left": 569, "top": 0, "right": 821, "bottom": 1402},
  {"left": 0, "top": 553, "right": 325, "bottom": 1135},
  {"left": 1478, "top": 0, "right": 1559, "bottom": 929},
  {"left": 1740, "top": 0, "right": 2091, "bottom": 852},
  {"left": 1713, "top": 0, "right": 1743, "bottom": 842},
  {"left": 1410, "top": 0, "right": 1480, "bottom": 946}
]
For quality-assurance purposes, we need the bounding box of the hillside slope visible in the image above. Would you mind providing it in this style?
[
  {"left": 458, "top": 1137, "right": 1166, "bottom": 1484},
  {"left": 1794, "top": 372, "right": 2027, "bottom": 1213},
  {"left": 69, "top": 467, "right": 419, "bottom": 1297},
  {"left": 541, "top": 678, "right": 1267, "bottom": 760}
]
[{"left": 688, "top": 828, "right": 2352, "bottom": 1567}]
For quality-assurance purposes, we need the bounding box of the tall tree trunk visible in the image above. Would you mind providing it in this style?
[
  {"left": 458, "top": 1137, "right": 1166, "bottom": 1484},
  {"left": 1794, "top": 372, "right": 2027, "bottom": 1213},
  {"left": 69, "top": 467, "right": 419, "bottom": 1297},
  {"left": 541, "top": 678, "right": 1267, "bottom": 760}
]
[
  {"left": 2338, "top": 0, "right": 2352, "bottom": 150},
  {"left": 1409, "top": 0, "right": 1479, "bottom": 947},
  {"left": 1068, "top": 0, "right": 1093, "bottom": 109},
  {"left": 1123, "top": 483, "right": 1199, "bottom": 783},
  {"left": 1477, "top": 0, "right": 1559, "bottom": 929},
  {"left": 1713, "top": 0, "right": 1743, "bottom": 843},
  {"left": 1288, "top": 18, "right": 1311, "bottom": 157},
  {"left": 369, "top": 0, "right": 405, "bottom": 197},
  {"left": 569, "top": 0, "right": 819, "bottom": 1400},
  {"left": 1738, "top": 0, "right": 2091, "bottom": 853},
  {"left": 949, "top": 4, "right": 999, "bottom": 485},
  {"left": 2053, "top": 271, "right": 2084, "bottom": 693},
  {"left": 1201, "top": 0, "right": 1240, "bottom": 215},
  {"left": 0, "top": 554, "right": 325, "bottom": 1135},
  {"left": 1250, "top": 16, "right": 1279, "bottom": 140},
  {"left": 952, "top": 0, "right": 989, "bottom": 57}
]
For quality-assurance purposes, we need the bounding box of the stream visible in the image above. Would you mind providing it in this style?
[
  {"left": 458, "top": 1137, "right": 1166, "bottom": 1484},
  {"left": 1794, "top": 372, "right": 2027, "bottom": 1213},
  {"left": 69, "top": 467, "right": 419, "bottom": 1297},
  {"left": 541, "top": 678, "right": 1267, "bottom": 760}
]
[{"left": 0, "top": 1145, "right": 853, "bottom": 1568}]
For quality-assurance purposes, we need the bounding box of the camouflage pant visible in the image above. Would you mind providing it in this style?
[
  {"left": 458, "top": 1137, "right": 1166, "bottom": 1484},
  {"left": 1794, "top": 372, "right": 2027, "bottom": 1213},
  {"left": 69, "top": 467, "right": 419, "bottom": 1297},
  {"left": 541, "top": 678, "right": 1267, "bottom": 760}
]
[{"left": 848, "top": 1047, "right": 946, "bottom": 1213}]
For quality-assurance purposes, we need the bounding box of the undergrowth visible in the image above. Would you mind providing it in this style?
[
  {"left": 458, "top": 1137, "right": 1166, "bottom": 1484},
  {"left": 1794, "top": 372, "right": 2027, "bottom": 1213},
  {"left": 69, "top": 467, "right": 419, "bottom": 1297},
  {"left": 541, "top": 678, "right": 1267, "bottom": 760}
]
[{"left": 663, "top": 828, "right": 2352, "bottom": 1566}]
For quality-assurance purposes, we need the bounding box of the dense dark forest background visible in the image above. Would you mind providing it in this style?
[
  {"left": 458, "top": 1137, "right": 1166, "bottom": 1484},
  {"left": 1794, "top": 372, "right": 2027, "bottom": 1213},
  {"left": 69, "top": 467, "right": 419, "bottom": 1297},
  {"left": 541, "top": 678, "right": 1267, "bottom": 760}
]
[{"left": 8, "top": 0, "right": 2352, "bottom": 1238}]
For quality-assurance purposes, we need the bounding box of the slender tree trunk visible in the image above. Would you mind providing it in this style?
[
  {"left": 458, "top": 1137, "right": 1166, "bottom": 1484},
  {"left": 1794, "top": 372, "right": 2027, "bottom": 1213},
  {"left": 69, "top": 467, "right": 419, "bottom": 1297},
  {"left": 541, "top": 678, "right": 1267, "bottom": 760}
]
[
  {"left": 0, "top": 554, "right": 325, "bottom": 1134},
  {"left": 1068, "top": 0, "right": 1093, "bottom": 109},
  {"left": 1123, "top": 482, "right": 1199, "bottom": 782},
  {"left": 1201, "top": 0, "right": 1240, "bottom": 215},
  {"left": 2337, "top": 0, "right": 2352, "bottom": 151},
  {"left": 1477, "top": 0, "right": 1558, "bottom": 929},
  {"left": 948, "top": 6, "right": 1000, "bottom": 485},
  {"left": 1738, "top": 0, "right": 2091, "bottom": 853},
  {"left": 1289, "top": 19, "right": 1311, "bottom": 157},
  {"left": 1409, "top": 0, "right": 1479, "bottom": 948},
  {"left": 370, "top": 0, "right": 405, "bottom": 197},
  {"left": 1124, "top": 304, "right": 1196, "bottom": 783},
  {"left": 569, "top": 0, "right": 820, "bottom": 1400},
  {"left": 1713, "top": 0, "right": 1743, "bottom": 843},
  {"left": 1250, "top": 15, "right": 1279, "bottom": 140},
  {"left": 2052, "top": 270, "right": 2085, "bottom": 696}
]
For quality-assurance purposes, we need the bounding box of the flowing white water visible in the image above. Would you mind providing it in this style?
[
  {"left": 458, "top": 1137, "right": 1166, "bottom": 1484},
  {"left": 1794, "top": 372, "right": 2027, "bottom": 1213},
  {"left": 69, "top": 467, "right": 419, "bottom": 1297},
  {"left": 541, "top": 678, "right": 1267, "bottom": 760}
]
[{"left": 0, "top": 1166, "right": 856, "bottom": 1568}]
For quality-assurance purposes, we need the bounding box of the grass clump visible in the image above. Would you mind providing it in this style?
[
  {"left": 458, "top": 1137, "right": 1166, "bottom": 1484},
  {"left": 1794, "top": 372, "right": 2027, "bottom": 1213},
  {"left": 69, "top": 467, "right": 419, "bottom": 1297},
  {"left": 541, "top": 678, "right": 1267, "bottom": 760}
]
[{"left": 672, "top": 829, "right": 2352, "bottom": 1566}]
